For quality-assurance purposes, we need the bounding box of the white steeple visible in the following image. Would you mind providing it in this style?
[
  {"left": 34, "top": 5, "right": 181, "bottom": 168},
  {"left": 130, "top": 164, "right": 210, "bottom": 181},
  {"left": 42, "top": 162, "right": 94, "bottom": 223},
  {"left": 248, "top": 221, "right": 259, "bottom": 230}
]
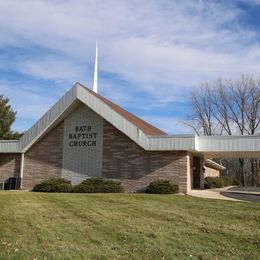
[{"left": 92, "top": 40, "right": 98, "bottom": 93}]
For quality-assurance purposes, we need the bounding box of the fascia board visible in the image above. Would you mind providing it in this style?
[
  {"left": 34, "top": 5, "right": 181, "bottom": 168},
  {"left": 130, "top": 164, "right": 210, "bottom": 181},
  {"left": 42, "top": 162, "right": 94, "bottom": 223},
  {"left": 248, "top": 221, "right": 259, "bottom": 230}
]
[
  {"left": 0, "top": 141, "right": 20, "bottom": 153},
  {"left": 75, "top": 84, "right": 149, "bottom": 150},
  {"left": 18, "top": 85, "right": 78, "bottom": 152}
]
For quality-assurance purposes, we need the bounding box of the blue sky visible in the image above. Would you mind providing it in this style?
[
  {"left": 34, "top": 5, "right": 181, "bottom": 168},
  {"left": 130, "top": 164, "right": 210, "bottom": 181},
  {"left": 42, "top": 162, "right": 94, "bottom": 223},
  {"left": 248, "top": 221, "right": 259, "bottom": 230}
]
[{"left": 1, "top": 0, "right": 260, "bottom": 134}]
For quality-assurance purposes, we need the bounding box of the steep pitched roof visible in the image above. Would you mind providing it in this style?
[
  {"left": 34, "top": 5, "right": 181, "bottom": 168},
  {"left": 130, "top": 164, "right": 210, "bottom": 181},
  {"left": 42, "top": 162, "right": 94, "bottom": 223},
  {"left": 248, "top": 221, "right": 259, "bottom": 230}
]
[
  {"left": 1, "top": 83, "right": 260, "bottom": 156},
  {"left": 80, "top": 84, "right": 166, "bottom": 136},
  {"left": 3, "top": 83, "right": 168, "bottom": 153}
]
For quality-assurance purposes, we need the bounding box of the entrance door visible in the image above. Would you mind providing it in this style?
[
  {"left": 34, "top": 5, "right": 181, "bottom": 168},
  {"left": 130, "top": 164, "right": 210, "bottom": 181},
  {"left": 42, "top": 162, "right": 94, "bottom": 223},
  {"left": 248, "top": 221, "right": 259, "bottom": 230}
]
[{"left": 193, "top": 157, "right": 202, "bottom": 189}]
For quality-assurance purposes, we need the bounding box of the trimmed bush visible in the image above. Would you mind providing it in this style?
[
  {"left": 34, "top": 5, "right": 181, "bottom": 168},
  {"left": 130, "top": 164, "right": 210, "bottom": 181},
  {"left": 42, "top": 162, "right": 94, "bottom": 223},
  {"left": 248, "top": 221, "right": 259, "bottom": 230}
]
[
  {"left": 204, "top": 177, "right": 225, "bottom": 189},
  {"left": 222, "top": 176, "right": 239, "bottom": 186},
  {"left": 204, "top": 178, "right": 216, "bottom": 189},
  {"left": 204, "top": 176, "right": 239, "bottom": 189},
  {"left": 146, "top": 180, "right": 179, "bottom": 194},
  {"left": 72, "top": 178, "right": 124, "bottom": 193},
  {"left": 32, "top": 178, "right": 73, "bottom": 192}
]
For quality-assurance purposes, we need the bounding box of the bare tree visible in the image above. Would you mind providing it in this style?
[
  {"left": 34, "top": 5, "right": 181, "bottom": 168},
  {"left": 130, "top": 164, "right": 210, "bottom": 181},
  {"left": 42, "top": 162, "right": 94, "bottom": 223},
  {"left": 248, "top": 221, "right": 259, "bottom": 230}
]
[
  {"left": 185, "top": 75, "right": 260, "bottom": 186},
  {"left": 184, "top": 83, "right": 221, "bottom": 135}
]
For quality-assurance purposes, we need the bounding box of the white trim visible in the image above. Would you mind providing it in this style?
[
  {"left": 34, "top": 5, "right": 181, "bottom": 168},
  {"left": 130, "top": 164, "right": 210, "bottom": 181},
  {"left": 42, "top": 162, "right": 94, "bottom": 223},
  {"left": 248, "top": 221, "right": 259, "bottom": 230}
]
[
  {"left": 19, "top": 86, "right": 78, "bottom": 152},
  {"left": 0, "top": 140, "right": 19, "bottom": 153},
  {"left": 20, "top": 153, "right": 24, "bottom": 179},
  {"left": 0, "top": 83, "right": 259, "bottom": 158},
  {"left": 205, "top": 159, "right": 226, "bottom": 171}
]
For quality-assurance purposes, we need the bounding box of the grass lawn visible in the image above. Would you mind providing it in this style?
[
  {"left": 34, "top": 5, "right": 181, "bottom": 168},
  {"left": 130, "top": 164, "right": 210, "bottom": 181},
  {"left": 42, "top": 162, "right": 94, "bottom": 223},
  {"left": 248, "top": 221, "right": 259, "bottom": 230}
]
[{"left": 0, "top": 192, "right": 259, "bottom": 259}]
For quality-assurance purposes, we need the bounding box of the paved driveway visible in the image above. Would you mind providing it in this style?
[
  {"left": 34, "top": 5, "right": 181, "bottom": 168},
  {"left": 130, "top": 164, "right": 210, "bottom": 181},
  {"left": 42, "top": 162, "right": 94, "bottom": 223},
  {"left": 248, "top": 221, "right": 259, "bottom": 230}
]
[
  {"left": 187, "top": 188, "right": 260, "bottom": 203},
  {"left": 220, "top": 192, "right": 260, "bottom": 203}
]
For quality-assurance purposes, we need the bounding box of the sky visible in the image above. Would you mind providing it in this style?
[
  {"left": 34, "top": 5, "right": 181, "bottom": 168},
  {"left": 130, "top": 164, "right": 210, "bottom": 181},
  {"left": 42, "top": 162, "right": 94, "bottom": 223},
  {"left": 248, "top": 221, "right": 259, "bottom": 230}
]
[{"left": 1, "top": 0, "right": 260, "bottom": 134}]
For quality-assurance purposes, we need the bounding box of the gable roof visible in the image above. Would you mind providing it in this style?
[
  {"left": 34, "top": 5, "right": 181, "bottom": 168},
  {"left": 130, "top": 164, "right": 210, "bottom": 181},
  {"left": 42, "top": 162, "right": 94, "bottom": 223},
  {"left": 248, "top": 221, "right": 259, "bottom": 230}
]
[
  {"left": 3, "top": 83, "right": 169, "bottom": 153},
  {"left": 80, "top": 84, "right": 166, "bottom": 136},
  {"left": 1, "top": 82, "right": 260, "bottom": 157}
]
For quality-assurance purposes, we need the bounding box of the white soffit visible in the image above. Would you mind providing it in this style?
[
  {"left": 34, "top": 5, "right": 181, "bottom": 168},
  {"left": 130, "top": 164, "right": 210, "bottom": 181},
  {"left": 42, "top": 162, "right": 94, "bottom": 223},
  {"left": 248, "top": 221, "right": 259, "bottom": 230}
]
[{"left": 0, "top": 83, "right": 260, "bottom": 156}]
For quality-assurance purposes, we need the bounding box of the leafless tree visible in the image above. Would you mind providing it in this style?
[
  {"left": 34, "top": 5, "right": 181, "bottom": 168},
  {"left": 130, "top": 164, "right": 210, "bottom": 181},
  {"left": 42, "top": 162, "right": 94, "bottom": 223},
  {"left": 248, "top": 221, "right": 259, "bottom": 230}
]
[{"left": 184, "top": 75, "right": 260, "bottom": 186}]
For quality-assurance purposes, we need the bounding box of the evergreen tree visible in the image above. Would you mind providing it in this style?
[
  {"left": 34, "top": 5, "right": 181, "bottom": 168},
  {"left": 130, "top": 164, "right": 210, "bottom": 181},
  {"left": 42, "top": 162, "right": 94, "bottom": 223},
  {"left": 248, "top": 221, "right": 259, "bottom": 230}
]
[{"left": 0, "top": 95, "right": 21, "bottom": 140}]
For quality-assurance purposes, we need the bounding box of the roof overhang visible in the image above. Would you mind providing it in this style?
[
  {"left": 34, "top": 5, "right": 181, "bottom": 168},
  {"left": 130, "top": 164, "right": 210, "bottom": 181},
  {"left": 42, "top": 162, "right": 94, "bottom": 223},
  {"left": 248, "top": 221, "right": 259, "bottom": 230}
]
[
  {"left": 195, "top": 135, "right": 260, "bottom": 158},
  {"left": 0, "top": 83, "right": 260, "bottom": 158},
  {"left": 205, "top": 159, "right": 226, "bottom": 170},
  {"left": 0, "top": 140, "right": 20, "bottom": 153}
]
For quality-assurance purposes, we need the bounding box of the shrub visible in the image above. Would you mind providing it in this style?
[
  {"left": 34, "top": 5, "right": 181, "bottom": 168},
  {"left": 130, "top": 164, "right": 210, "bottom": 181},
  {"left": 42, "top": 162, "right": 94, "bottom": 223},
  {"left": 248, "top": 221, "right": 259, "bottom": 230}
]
[
  {"left": 221, "top": 176, "right": 239, "bottom": 186},
  {"left": 146, "top": 180, "right": 179, "bottom": 194},
  {"left": 204, "top": 176, "right": 239, "bottom": 189},
  {"left": 72, "top": 178, "right": 124, "bottom": 193},
  {"left": 204, "top": 178, "right": 216, "bottom": 189},
  {"left": 32, "top": 178, "right": 73, "bottom": 192},
  {"left": 204, "top": 177, "right": 225, "bottom": 189}
]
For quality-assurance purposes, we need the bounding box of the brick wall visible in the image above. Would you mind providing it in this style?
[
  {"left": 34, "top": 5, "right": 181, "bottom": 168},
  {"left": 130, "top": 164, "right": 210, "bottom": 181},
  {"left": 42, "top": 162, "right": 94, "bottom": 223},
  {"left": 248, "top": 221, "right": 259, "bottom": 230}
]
[
  {"left": 20, "top": 118, "right": 191, "bottom": 192},
  {"left": 0, "top": 153, "right": 21, "bottom": 183},
  {"left": 204, "top": 166, "right": 220, "bottom": 178},
  {"left": 102, "top": 121, "right": 189, "bottom": 193},
  {"left": 22, "top": 122, "right": 64, "bottom": 189}
]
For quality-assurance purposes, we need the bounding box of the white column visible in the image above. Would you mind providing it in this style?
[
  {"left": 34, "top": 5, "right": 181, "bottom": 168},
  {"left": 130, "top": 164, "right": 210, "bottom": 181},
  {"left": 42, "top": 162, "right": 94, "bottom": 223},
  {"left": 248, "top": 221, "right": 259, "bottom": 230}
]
[
  {"left": 20, "top": 153, "right": 24, "bottom": 188},
  {"left": 186, "top": 153, "right": 192, "bottom": 192}
]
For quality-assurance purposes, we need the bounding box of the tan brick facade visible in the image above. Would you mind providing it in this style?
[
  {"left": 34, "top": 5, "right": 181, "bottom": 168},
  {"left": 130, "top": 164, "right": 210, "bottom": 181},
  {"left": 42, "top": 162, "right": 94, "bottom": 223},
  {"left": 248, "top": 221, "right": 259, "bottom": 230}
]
[
  {"left": 0, "top": 87, "right": 228, "bottom": 192},
  {"left": 102, "top": 121, "right": 189, "bottom": 193},
  {"left": 22, "top": 122, "right": 64, "bottom": 189},
  {"left": 10, "top": 119, "right": 191, "bottom": 193},
  {"left": 0, "top": 153, "right": 21, "bottom": 183},
  {"left": 204, "top": 166, "right": 220, "bottom": 178}
]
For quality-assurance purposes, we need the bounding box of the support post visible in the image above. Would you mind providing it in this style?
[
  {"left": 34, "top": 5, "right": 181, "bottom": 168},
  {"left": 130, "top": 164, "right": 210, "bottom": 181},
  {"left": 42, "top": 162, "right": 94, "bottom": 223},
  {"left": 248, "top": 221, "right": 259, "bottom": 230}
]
[{"left": 20, "top": 153, "right": 24, "bottom": 188}]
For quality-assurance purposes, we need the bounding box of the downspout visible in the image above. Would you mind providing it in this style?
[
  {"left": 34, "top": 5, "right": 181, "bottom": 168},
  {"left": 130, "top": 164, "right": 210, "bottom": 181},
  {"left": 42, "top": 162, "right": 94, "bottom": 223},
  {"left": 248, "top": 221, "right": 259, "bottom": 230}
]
[{"left": 20, "top": 153, "right": 24, "bottom": 189}]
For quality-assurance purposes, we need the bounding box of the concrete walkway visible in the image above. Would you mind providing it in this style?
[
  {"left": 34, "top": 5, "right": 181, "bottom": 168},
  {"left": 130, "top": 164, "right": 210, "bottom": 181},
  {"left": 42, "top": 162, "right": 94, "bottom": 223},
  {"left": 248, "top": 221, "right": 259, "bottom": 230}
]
[
  {"left": 187, "top": 187, "right": 260, "bottom": 202},
  {"left": 187, "top": 189, "right": 242, "bottom": 201}
]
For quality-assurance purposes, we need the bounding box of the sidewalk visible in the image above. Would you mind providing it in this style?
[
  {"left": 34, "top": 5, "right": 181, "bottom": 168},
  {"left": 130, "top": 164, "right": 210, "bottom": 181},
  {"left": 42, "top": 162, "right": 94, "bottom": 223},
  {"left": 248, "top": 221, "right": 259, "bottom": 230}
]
[
  {"left": 219, "top": 186, "right": 260, "bottom": 196},
  {"left": 187, "top": 186, "right": 260, "bottom": 202},
  {"left": 187, "top": 189, "right": 242, "bottom": 201}
]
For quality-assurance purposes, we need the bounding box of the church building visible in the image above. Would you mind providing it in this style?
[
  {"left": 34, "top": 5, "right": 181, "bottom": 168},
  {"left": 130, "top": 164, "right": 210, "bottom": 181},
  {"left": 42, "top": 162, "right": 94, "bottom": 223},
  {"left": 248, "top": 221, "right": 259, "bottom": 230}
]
[
  {"left": 0, "top": 83, "right": 198, "bottom": 192},
  {"left": 0, "top": 82, "right": 259, "bottom": 192},
  {"left": 0, "top": 47, "right": 259, "bottom": 192}
]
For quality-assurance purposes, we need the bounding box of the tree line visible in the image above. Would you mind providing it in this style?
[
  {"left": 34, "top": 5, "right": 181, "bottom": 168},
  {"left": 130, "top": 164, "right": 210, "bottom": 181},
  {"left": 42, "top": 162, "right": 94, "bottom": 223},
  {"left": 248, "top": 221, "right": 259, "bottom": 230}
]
[
  {"left": 0, "top": 95, "right": 21, "bottom": 140},
  {"left": 185, "top": 75, "right": 260, "bottom": 186}
]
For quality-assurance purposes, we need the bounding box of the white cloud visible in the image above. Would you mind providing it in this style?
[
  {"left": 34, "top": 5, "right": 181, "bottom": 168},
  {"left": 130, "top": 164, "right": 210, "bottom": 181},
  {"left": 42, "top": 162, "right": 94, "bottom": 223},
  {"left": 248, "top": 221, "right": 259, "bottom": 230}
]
[
  {"left": 0, "top": 1, "right": 258, "bottom": 85},
  {"left": 0, "top": 0, "right": 260, "bottom": 132},
  {"left": 16, "top": 56, "right": 86, "bottom": 84}
]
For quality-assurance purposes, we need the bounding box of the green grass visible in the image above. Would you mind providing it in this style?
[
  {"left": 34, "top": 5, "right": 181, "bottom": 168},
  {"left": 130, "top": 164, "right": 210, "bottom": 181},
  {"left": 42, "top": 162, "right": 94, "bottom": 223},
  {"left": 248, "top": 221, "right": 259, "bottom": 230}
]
[{"left": 0, "top": 192, "right": 259, "bottom": 259}]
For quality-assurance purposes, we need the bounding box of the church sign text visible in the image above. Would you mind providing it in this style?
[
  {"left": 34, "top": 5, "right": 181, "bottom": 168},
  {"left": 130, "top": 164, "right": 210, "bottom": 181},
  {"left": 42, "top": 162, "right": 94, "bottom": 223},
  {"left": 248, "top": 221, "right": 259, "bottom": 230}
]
[{"left": 68, "top": 125, "right": 97, "bottom": 147}]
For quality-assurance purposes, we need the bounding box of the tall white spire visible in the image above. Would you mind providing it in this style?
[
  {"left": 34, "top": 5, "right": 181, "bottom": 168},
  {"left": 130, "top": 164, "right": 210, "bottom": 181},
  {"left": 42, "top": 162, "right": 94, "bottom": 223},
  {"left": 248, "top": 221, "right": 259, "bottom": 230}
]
[{"left": 93, "top": 40, "right": 98, "bottom": 93}]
